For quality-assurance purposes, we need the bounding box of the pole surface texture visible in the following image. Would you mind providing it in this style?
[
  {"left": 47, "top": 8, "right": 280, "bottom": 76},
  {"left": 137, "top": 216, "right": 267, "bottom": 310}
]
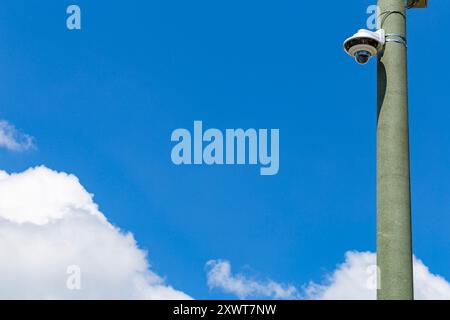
[{"left": 377, "top": 0, "right": 414, "bottom": 300}]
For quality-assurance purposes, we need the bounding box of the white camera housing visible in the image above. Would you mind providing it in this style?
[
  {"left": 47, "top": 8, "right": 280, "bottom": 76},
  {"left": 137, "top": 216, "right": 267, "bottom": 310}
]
[{"left": 343, "top": 29, "right": 385, "bottom": 65}]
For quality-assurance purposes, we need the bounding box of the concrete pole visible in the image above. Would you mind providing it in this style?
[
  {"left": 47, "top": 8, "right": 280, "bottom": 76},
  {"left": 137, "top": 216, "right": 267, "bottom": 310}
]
[{"left": 376, "top": 0, "right": 414, "bottom": 300}]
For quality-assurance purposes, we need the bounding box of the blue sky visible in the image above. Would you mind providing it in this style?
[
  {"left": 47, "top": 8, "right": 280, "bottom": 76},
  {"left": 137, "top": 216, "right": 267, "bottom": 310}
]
[{"left": 0, "top": 1, "right": 449, "bottom": 299}]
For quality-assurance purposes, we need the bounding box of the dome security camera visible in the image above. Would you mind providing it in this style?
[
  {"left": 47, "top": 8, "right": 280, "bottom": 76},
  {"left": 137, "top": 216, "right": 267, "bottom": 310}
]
[{"left": 343, "top": 29, "right": 385, "bottom": 65}]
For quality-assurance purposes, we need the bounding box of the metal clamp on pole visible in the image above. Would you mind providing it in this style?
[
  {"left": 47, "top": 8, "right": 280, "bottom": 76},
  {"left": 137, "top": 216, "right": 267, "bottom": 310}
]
[{"left": 385, "top": 33, "right": 408, "bottom": 47}]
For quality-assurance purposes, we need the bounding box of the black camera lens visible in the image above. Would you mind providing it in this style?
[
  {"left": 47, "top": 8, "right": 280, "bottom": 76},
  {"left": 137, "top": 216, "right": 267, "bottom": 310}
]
[{"left": 355, "top": 51, "right": 371, "bottom": 64}]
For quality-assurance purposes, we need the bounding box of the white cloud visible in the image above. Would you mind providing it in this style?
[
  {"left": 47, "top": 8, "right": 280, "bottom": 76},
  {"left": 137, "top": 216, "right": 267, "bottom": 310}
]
[
  {"left": 412, "top": 256, "right": 450, "bottom": 299},
  {"left": 208, "top": 252, "right": 450, "bottom": 300},
  {"left": 0, "top": 120, "right": 35, "bottom": 151},
  {"left": 304, "top": 251, "right": 450, "bottom": 300},
  {"left": 0, "top": 166, "right": 191, "bottom": 299},
  {"left": 206, "top": 260, "right": 299, "bottom": 299},
  {"left": 304, "top": 251, "right": 377, "bottom": 300}
]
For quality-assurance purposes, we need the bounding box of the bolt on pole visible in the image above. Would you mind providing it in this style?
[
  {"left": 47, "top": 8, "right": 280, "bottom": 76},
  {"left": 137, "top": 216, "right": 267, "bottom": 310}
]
[{"left": 376, "top": 0, "right": 414, "bottom": 300}]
